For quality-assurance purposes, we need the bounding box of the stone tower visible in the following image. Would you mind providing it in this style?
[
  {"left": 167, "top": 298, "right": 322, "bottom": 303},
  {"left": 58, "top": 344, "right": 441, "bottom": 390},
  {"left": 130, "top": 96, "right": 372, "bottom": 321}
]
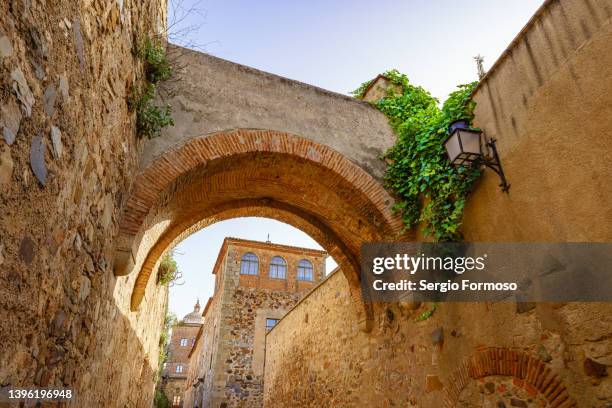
[
  {"left": 162, "top": 300, "right": 204, "bottom": 407},
  {"left": 182, "top": 238, "right": 327, "bottom": 408}
]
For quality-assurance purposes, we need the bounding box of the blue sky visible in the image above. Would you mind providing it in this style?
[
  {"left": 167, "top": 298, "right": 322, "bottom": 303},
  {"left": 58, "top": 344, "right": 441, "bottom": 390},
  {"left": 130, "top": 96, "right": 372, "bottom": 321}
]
[{"left": 167, "top": 0, "right": 543, "bottom": 318}]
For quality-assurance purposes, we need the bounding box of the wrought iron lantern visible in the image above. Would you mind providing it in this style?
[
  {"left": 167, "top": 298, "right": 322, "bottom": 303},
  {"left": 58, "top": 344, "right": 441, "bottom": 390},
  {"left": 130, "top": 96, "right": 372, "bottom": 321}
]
[{"left": 443, "top": 120, "right": 510, "bottom": 192}]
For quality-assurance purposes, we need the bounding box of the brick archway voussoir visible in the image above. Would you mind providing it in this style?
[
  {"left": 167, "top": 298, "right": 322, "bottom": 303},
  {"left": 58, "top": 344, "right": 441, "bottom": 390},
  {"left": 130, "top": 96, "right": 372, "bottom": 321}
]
[
  {"left": 116, "top": 129, "right": 402, "bottom": 247},
  {"left": 128, "top": 200, "right": 372, "bottom": 328},
  {"left": 443, "top": 347, "right": 576, "bottom": 407},
  {"left": 115, "top": 129, "right": 404, "bottom": 332}
]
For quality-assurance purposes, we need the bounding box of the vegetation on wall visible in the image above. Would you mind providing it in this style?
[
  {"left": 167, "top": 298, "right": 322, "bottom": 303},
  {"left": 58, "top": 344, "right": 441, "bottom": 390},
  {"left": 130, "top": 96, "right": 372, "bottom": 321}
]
[
  {"left": 156, "top": 310, "right": 176, "bottom": 383},
  {"left": 129, "top": 37, "right": 174, "bottom": 139},
  {"left": 353, "top": 70, "right": 480, "bottom": 241},
  {"left": 153, "top": 389, "right": 170, "bottom": 408},
  {"left": 157, "top": 250, "right": 183, "bottom": 286}
]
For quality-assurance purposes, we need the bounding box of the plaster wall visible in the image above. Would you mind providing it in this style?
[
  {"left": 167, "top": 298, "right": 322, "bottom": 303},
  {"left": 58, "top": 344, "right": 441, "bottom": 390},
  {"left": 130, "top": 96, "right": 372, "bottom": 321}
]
[
  {"left": 145, "top": 45, "right": 397, "bottom": 180},
  {"left": 463, "top": 0, "right": 612, "bottom": 241}
]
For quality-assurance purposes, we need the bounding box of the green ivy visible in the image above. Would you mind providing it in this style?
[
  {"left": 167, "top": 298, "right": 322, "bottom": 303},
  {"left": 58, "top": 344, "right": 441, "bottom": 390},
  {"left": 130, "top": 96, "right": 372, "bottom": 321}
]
[
  {"left": 354, "top": 71, "right": 480, "bottom": 241},
  {"left": 153, "top": 389, "right": 170, "bottom": 408},
  {"left": 155, "top": 310, "right": 176, "bottom": 384}
]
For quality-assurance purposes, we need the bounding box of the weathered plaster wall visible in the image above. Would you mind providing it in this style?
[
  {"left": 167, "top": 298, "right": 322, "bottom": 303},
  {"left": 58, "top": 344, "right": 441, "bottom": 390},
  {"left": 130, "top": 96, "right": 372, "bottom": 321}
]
[
  {"left": 464, "top": 0, "right": 612, "bottom": 241},
  {"left": 265, "top": 270, "right": 612, "bottom": 407},
  {"left": 0, "top": 0, "right": 169, "bottom": 406},
  {"left": 145, "top": 45, "right": 396, "bottom": 179}
]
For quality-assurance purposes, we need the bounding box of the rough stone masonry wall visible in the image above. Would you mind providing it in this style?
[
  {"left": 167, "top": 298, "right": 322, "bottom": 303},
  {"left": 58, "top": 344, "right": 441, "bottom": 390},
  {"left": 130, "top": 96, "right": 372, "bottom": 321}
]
[
  {"left": 0, "top": 0, "right": 168, "bottom": 407},
  {"left": 204, "top": 243, "right": 324, "bottom": 408},
  {"left": 265, "top": 270, "right": 612, "bottom": 407}
]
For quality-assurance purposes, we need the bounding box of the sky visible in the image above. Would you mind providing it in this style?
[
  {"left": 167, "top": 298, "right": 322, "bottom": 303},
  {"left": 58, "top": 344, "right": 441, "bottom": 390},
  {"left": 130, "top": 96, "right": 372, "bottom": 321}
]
[
  {"left": 167, "top": 0, "right": 543, "bottom": 318},
  {"left": 170, "top": 218, "right": 334, "bottom": 319}
]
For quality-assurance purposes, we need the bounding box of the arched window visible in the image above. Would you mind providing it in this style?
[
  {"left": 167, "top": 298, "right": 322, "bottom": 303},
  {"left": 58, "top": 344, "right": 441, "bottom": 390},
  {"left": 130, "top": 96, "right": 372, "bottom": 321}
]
[
  {"left": 240, "top": 253, "right": 259, "bottom": 275},
  {"left": 297, "top": 259, "right": 314, "bottom": 281},
  {"left": 269, "top": 256, "right": 287, "bottom": 279}
]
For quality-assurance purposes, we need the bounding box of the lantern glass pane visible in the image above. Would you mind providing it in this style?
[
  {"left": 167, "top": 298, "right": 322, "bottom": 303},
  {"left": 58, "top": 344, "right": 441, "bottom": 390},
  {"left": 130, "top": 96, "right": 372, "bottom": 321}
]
[
  {"left": 444, "top": 132, "right": 462, "bottom": 163},
  {"left": 458, "top": 129, "right": 481, "bottom": 156}
]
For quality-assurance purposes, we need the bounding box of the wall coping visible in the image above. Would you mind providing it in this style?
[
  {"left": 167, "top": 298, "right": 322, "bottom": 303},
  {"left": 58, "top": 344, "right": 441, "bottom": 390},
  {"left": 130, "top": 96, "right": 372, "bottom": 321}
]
[
  {"left": 212, "top": 237, "right": 328, "bottom": 275},
  {"left": 266, "top": 266, "right": 342, "bottom": 337},
  {"left": 472, "top": 0, "right": 555, "bottom": 96}
]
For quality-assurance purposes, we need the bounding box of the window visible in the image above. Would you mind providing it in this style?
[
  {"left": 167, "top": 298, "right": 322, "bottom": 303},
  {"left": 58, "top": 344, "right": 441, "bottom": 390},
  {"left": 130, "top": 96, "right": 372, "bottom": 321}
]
[
  {"left": 266, "top": 318, "right": 279, "bottom": 331},
  {"left": 173, "top": 395, "right": 181, "bottom": 404},
  {"left": 176, "top": 364, "right": 184, "bottom": 373},
  {"left": 269, "top": 256, "right": 287, "bottom": 279},
  {"left": 240, "top": 252, "right": 259, "bottom": 275},
  {"left": 297, "top": 259, "right": 314, "bottom": 281},
  {"left": 180, "top": 338, "right": 188, "bottom": 347}
]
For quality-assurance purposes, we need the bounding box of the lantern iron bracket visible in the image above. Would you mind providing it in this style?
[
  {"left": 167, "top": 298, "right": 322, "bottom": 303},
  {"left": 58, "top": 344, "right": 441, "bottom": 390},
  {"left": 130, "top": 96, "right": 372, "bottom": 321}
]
[{"left": 478, "top": 137, "right": 510, "bottom": 193}]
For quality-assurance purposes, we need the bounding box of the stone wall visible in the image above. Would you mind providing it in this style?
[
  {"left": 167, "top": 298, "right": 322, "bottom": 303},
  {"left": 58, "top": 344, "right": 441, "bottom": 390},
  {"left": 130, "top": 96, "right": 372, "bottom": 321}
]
[
  {"left": 0, "top": 0, "right": 168, "bottom": 406},
  {"left": 184, "top": 297, "right": 222, "bottom": 408},
  {"left": 186, "top": 238, "right": 326, "bottom": 408},
  {"left": 162, "top": 322, "right": 202, "bottom": 406},
  {"left": 264, "top": 270, "right": 612, "bottom": 407}
]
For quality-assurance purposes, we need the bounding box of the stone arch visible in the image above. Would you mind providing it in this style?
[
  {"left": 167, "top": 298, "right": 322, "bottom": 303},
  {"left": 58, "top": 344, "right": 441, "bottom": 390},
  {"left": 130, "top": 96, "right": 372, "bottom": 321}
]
[
  {"left": 114, "top": 129, "right": 405, "bottom": 330},
  {"left": 444, "top": 347, "right": 576, "bottom": 407}
]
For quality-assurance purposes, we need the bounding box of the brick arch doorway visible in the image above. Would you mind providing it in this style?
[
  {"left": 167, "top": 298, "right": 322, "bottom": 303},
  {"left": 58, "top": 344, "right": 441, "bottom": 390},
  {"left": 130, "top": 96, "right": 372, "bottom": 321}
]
[{"left": 114, "top": 129, "right": 405, "bottom": 331}]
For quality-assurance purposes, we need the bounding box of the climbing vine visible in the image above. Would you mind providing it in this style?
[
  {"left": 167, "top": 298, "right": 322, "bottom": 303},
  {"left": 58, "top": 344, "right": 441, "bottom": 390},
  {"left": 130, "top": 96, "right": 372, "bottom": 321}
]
[{"left": 354, "top": 70, "right": 480, "bottom": 241}]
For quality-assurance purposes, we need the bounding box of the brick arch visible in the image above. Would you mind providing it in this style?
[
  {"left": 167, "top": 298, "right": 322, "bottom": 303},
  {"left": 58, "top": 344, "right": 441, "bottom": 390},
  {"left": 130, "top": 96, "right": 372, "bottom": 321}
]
[
  {"left": 129, "top": 200, "right": 361, "bottom": 313},
  {"left": 444, "top": 347, "right": 576, "bottom": 407},
  {"left": 115, "top": 129, "right": 404, "bottom": 331}
]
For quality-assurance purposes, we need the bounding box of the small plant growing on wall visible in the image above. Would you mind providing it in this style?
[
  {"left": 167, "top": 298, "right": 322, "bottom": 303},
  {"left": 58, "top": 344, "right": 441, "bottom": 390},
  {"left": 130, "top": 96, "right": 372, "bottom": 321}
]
[
  {"left": 153, "top": 310, "right": 176, "bottom": 405},
  {"left": 129, "top": 37, "right": 174, "bottom": 139},
  {"left": 157, "top": 250, "right": 183, "bottom": 286},
  {"left": 140, "top": 38, "right": 173, "bottom": 83}
]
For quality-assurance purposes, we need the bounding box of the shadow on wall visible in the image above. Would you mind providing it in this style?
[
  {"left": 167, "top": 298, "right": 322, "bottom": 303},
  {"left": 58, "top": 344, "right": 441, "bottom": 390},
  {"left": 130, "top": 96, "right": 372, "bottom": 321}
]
[{"left": 264, "top": 270, "right": 612, "bottom": 407}]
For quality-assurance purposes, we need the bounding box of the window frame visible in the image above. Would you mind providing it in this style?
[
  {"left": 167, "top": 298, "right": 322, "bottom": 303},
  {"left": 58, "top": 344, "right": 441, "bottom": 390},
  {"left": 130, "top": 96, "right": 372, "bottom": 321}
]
[
  {"left": 176, "top": 364, "right": 184, "bottom": 373},
  {"left": 240, "top": 252, "right": 259, "bottom": 275},
  {"left": 266, "top": 318, "right": 279, "bottom": 331},
  {"left": 179, "top": 338, "right": 188, "bottom": 347},
  {"left": 269, "top": 256, "right": 287, "bottom": 279},
  {"left": 296, "top": 259, "right": 314, "bottom": 281}
]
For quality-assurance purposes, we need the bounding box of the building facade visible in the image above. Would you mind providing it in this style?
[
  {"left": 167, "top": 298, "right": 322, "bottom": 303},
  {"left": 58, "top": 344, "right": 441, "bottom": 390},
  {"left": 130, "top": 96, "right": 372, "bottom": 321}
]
[
  {"left": 162, "top": 301, "right": 204, "bottom": 407},
  {"left": 183, "top": 237, "right": 326, "bottom": 408}
]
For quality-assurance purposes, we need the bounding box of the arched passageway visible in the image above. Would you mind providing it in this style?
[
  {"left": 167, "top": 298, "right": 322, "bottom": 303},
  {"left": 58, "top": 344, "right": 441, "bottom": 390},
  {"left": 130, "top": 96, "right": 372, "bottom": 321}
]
[
  {"left": 114, "top": 130, "right": 405, "bottom": 330},
  {"left": 113, "top": 45, "right": 406, "bottom": 330}
]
